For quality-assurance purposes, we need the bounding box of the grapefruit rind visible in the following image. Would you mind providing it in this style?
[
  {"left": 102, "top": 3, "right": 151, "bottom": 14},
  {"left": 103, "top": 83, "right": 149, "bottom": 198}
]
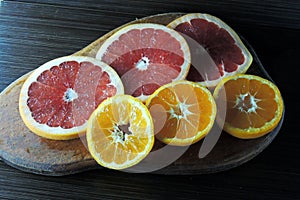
[
  {"left": 19, "top": 56, "right": 124, "bottom": 140},
  {"left": 167, "top": 13, "right": 253, "bottom": 88},
  {"left": 95, "top": 23, "right": 191, "bottom": 101},
  {"left": 146, "top": 80, "right": 217, "bottom": 146},
  {"left": 86, "top": 94, "right": 154, "bottom": 170},
  {"left": 213, "top": 74, "right": 283, "bottom": 139}
]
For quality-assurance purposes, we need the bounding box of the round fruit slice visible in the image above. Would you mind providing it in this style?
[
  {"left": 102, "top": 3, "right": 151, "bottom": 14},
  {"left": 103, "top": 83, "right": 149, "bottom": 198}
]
[
  {"left": 19, "top": 56, "right": 124, "bottom": 140},
  {"left": 213, "top": 74, "right": 283, "bottom": 139},
  {"left": 96, "top": 23, "right": 191, "bottom": 101},
  {"left": 167, "top": 13, "right": 253, "bottom": 87},
  {"left": 146, "top": 80, "right": 216, "bottom": 146},
  {"left": 86, "top": 94, "right": 154, "bottom": 170}
]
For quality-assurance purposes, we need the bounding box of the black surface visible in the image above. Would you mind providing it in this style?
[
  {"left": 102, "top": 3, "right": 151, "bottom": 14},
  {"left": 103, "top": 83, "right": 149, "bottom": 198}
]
[{"left": 0, "top": 0, "right": 299, "bottom": 199}]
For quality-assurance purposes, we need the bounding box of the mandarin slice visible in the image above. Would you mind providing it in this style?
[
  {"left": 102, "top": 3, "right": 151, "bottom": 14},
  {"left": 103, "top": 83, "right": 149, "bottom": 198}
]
[
  {"left": 213, "top": 74, "right": 284, "bottom": 139},
  {"left": 146, "top": 80, "right": 216, "bottom": 146},
  {"left": 86, "top": 95, "right": 154, "bottom": 170}
]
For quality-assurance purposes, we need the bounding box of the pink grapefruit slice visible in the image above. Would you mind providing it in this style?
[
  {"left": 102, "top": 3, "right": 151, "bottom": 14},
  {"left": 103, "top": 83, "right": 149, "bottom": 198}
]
[
  {"left": 19, "top": 56, "right": 124, "bottom": 140},
  {"left": 96, "top": 23, "right": 191, "bottom": 101},
  {"left": 167, "top": 13, "right": 253, "bottom": 87}
]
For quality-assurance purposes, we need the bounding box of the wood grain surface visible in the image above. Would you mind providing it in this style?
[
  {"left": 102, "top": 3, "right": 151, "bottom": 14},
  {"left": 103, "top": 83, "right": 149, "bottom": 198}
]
[{"left": 0, "top": 0, "right": 299, "bottom": 199}]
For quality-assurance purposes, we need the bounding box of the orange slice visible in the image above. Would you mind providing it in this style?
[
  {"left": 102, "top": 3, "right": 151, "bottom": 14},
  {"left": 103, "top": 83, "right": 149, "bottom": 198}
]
[
  {"left": 19, "top": 56, "right": 124, "bottom": 140},
  {"left": 167, "top": 13, "right": 253, "bottom": 87},
  {"left": 86, "top": 95, "right": 154, "bottom": 170},
  {"left": 145, "top": 80, "right": 217, "bottom": 146},
  {"left": 213, "top": 74, "right": 284, "bottom": 139},
  {"left": 96, "top": 23, "right": 191, "bottom": 101}
]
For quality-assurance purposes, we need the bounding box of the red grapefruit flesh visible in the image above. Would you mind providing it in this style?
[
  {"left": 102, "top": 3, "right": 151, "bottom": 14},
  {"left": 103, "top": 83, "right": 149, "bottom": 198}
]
[
  {"left": 168, "top": 13, "right": 253, "bottom": 87},
  {"left": 96, "top": 23, "right": 191, "bottom": 101},
  {"left": 19, "top": 56, "right": 124, "bottom": 140}
]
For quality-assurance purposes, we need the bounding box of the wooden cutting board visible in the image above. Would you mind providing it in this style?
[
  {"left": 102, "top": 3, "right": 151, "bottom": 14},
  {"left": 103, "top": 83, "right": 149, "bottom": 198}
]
[{"left": 0, "top": 13, "right": 284, "bottom": 176}]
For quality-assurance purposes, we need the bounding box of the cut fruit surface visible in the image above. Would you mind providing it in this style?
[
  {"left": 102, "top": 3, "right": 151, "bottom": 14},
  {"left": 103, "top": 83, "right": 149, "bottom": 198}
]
[
  {"left": 86, "top": 95, "right": 154, "bottom": 170},
  {"left": 96, "top": 23, "right": 191, "bottom": 101},
  {"left": 167, "top": 13, "right": 253, "bottom": 87},
  {"left": 19, "top": 56, "right": 124, "bottom": 140},
  {"left": 213, "top": 74, "right": 283, "bottom": 139},
  {"left": 146, "top": 80, "right": 216, "bottom": 146}
]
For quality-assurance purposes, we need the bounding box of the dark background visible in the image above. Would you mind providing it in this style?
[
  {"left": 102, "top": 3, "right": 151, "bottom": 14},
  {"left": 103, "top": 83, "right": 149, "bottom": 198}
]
[{"left": 0, "top": 0, "right": 299, "bottom": 199}]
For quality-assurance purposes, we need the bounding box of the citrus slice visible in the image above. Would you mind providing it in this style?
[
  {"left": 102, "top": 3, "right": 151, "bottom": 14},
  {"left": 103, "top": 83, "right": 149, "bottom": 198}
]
[
  {"left": 19, "top": 56, "right": 124, "bottom": 140},
  {"left": 96, "top": 23, "right": 191, "bottom": 101},
  {"left": 167, "top": 13, "right": 253, "bottom": 87},
  {"left": 145, "top": 80, "right": 216, "bottom": 146},
  {"left": 86, "top": 94, "right": 154, "bottom": 170},
  {"left": 213, "top": 74, "right": 284, "bottom": 139}
]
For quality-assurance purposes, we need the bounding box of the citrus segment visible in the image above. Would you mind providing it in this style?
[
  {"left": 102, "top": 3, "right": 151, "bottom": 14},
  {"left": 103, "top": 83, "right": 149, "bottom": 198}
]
[
  {"left": 146, "top": 80, "right": 216, "bottom": 146},
  {"left": 96, "top": 23, "right": 191, "bottom": 101},
  {"left": 86, "top": 95, "right": 154, "bottom": 170},
  {"left": 167, "top": 13, "right": 253, "bottom": 87},
  {"left": 213, "top": 74, "right": 283, "bottom": 139},
  {"left": 19, "top": 56, "right": 124, "bottom": 140}
]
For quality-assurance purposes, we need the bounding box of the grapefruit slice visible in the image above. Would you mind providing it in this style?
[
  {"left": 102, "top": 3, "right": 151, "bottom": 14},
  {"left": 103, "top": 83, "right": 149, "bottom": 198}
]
[
  {"left": 96, "top": 23, "right": 191, "bottom": 101},
  {"left": 167, "top": 13, "right": 253, "bottom": 87},
  {"left": 19, "top": 56, "right": 124, "bottom": 140}
]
